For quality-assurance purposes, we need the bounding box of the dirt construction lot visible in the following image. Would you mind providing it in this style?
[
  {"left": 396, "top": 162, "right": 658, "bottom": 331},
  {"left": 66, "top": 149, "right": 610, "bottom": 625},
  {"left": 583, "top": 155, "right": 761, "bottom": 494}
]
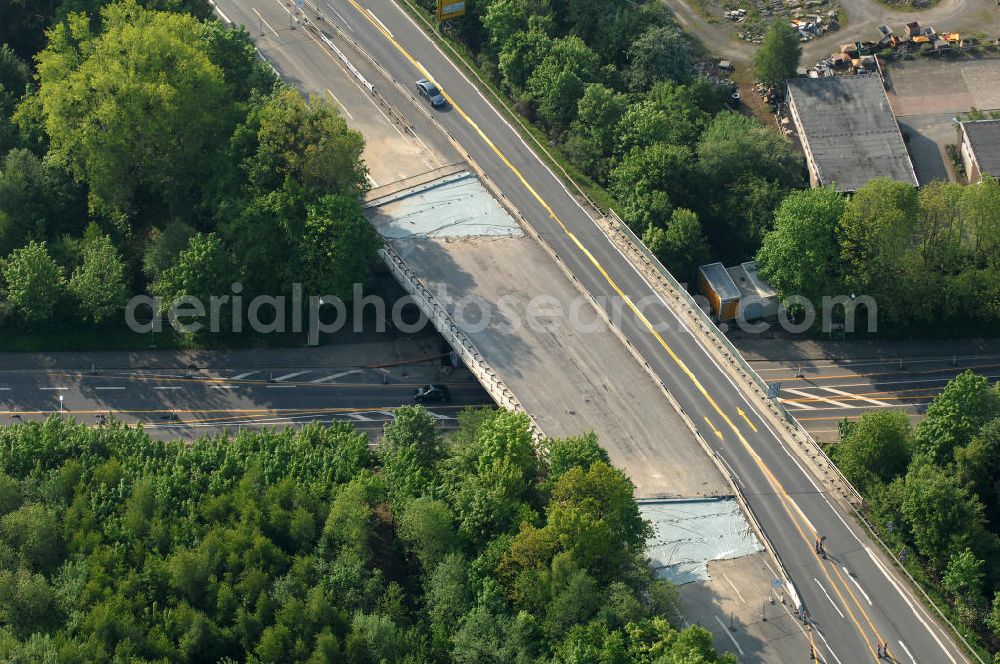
[
  {"left": 883, "top": 55, "right": 1000, "bottom": 183},
  {"left": 665, "top": 0, "right": 1000, "bottom": 65}
]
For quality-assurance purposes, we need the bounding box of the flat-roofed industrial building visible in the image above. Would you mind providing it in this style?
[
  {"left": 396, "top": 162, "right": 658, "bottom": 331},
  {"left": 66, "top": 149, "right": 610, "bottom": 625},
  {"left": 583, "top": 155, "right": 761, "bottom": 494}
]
[
  {"left": 785, "top": 75, "right": 918, "bottom": 192},
  {"left": 959, "top": 119, "right": 1000, "bottom": 184}
]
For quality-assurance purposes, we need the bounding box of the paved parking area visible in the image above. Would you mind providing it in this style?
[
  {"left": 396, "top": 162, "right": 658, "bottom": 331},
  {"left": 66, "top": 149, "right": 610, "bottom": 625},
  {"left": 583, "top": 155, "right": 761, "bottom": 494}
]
[{"left": 883, "top": 55, "right": 1000, "bottom": 183}]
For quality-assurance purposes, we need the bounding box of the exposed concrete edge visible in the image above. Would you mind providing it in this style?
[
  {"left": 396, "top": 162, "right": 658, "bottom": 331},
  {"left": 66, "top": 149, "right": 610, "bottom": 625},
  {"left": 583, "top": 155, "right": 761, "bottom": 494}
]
[
  {"left": 659, "top": 386, "right": 800, "bottom": 610},
  {"left": 379, "top": 245, "right": 545, "bottom": 442}
]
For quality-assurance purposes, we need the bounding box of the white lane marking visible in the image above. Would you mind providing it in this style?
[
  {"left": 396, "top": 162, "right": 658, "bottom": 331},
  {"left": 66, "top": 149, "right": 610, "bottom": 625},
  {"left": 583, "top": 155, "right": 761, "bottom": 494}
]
[
  {"left": 95, "top": 387, "right": 125, "bottom": 391},
  {"left": 326, "top": 89, "right": 355, "bottom": 119},
  {"left": 724, "top": 574, "right": 746, "bottom": 604},
  {"left": 266, "top": 385, "right": 296, "bottom": 389},
  {"left": 366, "top": 9, "right": 393, "bottom": 37},
  {"left": 273, "top": 0, "right": 295, "bottom": 19},
  {"left": 40, "top": 387, "right": 68, "bottom": 391},
  {"left": 274, "top": 371, "right": 309, "bottom": 381},
  {"left": 153, "top": 386, "right": 182, "bottom": 390},
  {"left": 311, "top": 369, "right": 363, "bottom": 383},
  {"left": 346, "top": 412, "right": 376, "bottom": 421},
  {"left": 231, "top": 371, "right": 259, "bottom": 380},
  {"left": 324, "top": 1, "right": 354, "bottom": 30},
  {"left": 841, "top": 567, "right": 872, "bottom": 605},
  {"left": 717, "top": 453, "right": 746, "bottom": 489},
  {"left": 897, "top": 640, "right": 916, "bottom": 663},
  {"left": 712, "top": 615, "right": 745, "bottom": 656},
  {"left": 813, "top": 627, "right": 845, "bottom": 664},
  {"left": 814, "top": 578, "right": 844, "bottom": 618},
  {"left": 789, "top": 497, "right": 817, "bottom": 535},
  {"left": 252, "top": 7, "right": 280, "bottom": 38},
  {"left": 865, "top": 547, "right": 957, "bottom": 663},
  {"left": 783, "top": 387, "right": 852, "bottom": 409},
  {"left": 427, "top": 411, "right": 455, "bottom": 420},
  {"left": 820, "top": 385, "right": 892, "bottom": 407},
  {"left": 779, "top": 397, "right": 818, "bottom": 410},
  {"left": 0, "top": 387, "right": 10, "bottom": 391},
  {"left": 209, "top": 385, "right": 238, "bottom": 390},
  {"left": 210, "top": 1, "right": 233, "bottom": 24}
]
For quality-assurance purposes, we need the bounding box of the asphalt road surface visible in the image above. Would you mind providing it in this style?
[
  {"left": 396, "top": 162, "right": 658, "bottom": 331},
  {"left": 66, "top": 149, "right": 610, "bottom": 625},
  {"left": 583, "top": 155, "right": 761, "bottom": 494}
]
[
  {"left": 749, "top": 354, "right": 1000, "bottom": 439},
  {"left": 212, "top": 1, "right": 968, "bottom": 661},
  {"left": 0, "top": 367, "right": 491, "bottom": 440}
]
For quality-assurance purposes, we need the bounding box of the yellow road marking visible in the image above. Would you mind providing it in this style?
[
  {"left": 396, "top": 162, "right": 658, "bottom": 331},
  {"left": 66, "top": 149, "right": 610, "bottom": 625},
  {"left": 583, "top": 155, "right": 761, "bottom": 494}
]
[
  {"left": 703, "top": 416, "right": 724, "bottom": 440},
  {"left": 737, "top": 407, "right": 758, "bottom": 432},
  {"left": 344, "top": 3, "right": 887, "bottom": 656}
]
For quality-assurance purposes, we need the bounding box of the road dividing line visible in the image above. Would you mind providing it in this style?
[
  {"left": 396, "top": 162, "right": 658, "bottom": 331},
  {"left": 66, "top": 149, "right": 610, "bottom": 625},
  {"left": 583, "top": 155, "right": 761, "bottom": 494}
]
[
  {"left": 815, "top": 578, "right": 845, "bottom": 618},
  {"left": 366, "top": 9, "right": 393, "bottom": 37},
  {"left": 897, "top": 640, "right": 916, "bottom": 663},
  {"left": 326, "top": 89, "right": 355, "bottom": 119},
  {"left": 231, "top": 371, "right": 259, "bottom": 380},
  {"left": 820, "top": 386, "right": 892, "bottom": 407},
  {"left": 95, "top": 387, "right": 125, "bottom": 391},
  {"left": 713, "top": 616, "right": 745, "bottom": 656},
  {"left": 783, "top": 387, "right": 852, "bottom": 409},
  {"left": 724, "top": 574, "right": 746, "bottom": 604},
  {"left": 40, "top": 387, "right": 68, "bottom": 391},
  {"left": 266, "top": 385, "right": 297, "bottom": 389},
  {"left": 346, "top": 412, "right": 377, "bottom": 421},
  {"left": 209, "top": 385, "right": 238, "bottom": 390},
  {"left": 252, "top": 7, "right": 280, "bottom": 38},
  {"left": 0, "top": 387, "right": 10, "bottom": 391},
  {"left": 153, "top": 386, "right": 182, "bottom": 390},
  {"left": 274, "top": 371, "right": 309, "bottom": 381},
  {"left": 842, "top": 567, "right": 872, "bottom": 605}
]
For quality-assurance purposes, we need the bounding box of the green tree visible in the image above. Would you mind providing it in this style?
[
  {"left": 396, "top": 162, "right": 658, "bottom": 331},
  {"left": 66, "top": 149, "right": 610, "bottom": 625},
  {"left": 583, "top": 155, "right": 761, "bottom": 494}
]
[
  {"left": 378, "top": 406, "right": 442, "bottom": 502},
  {"left": 564, "top": 83, "right": 626, "bottom": 180},
  {"left": 526, "top": 36, "right": 599, "bottom": 132},
  {"left": 915, "top": 371, "right": 1000, "bottom": 464},
  {"left": 298, "top": 194, "right": 381, "bottom": 299},
  {"left": 832, "top": 410, "right": 912, "bottom": 494},
  {"left": 642, "top": 208, "right": 711, "bottom": 284},
  {"left": 237, "top": 87, "right": 367, "bottom": 199},
  {"left": 626, "top": 25, "right": 693, "bottom": 90},
  {"left": 544, "top": 432, "right": 610, "bottom": 484},
  {"left": 32, "top": 1, "right": 234, "bottom": 214},
  {"left": 898, "top": 462, "right": 990, "bottom": 572},
  {"left": 0, "top": 149, "right": 86, "bottom": 255},
  {"left": 955, "top": 418, "right": 1000, "bottom": 527},
  {"left": 756, "top": 186, "right": 846, "bottom": 308},
  {"left": 610, "top": 143, "right": 696, "bottom": 229},
  {"left": 398, "top": 498, "right": 458, "bottom": 571},
  {"left": 754, "top": 20, "right": 802, "bottom": 88},
  {"left": 151, "top": 232, "right": 235, "bottom": 310},
  {"left": 425, "top": 553, "right": 474, "bottom": 645},
  {"left": 69, "top": 225, "right": 128, "bottom": 323},
  {"left": 498, "top": 29, "right": 552, "bottom": 91},
  {"left": 837, "top": 178, "right": 920, "bottom": 325},
  {"left": 0, "top": 45, "right": 30, "bottom": 154},
  {"left": 1, "top": 240, "right": 65, "bottom": 323},
  {"left": 942, "top": 548, "right": 986, "bottom": 624},
  {"left": 143, "top": 220, "right": 196, "bottom": 279}
]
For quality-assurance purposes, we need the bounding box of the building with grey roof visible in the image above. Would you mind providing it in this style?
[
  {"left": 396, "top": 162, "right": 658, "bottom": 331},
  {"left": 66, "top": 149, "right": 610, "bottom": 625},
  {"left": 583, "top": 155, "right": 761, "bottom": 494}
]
[
  {"left": 785, "top": 75, "right": 918, "bottom": 192},
  {"left": 959, "top": 119, "right": 1000, "bottom": 183}
]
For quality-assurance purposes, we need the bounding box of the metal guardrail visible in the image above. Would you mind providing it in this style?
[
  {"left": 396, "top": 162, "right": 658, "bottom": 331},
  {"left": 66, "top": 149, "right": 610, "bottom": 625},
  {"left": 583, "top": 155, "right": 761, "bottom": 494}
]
[
  {"left": 379, "top": 245, "right": 545, "bottom": 442},
  {"left": 601, "top": 209, "right": 864, "bottom": 508}
]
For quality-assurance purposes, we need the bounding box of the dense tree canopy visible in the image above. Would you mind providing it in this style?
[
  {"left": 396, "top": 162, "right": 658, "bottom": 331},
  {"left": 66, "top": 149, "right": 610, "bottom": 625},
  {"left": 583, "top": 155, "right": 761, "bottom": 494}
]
[
  {"left": 0, "top": 410, "right": 736, "bottom": 663},
  {"left": 837, "top": 372, "right": 1000, "bottom": 649},
  {"left": 0, "top": 0, "right": 380, "bottom": 339}
]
